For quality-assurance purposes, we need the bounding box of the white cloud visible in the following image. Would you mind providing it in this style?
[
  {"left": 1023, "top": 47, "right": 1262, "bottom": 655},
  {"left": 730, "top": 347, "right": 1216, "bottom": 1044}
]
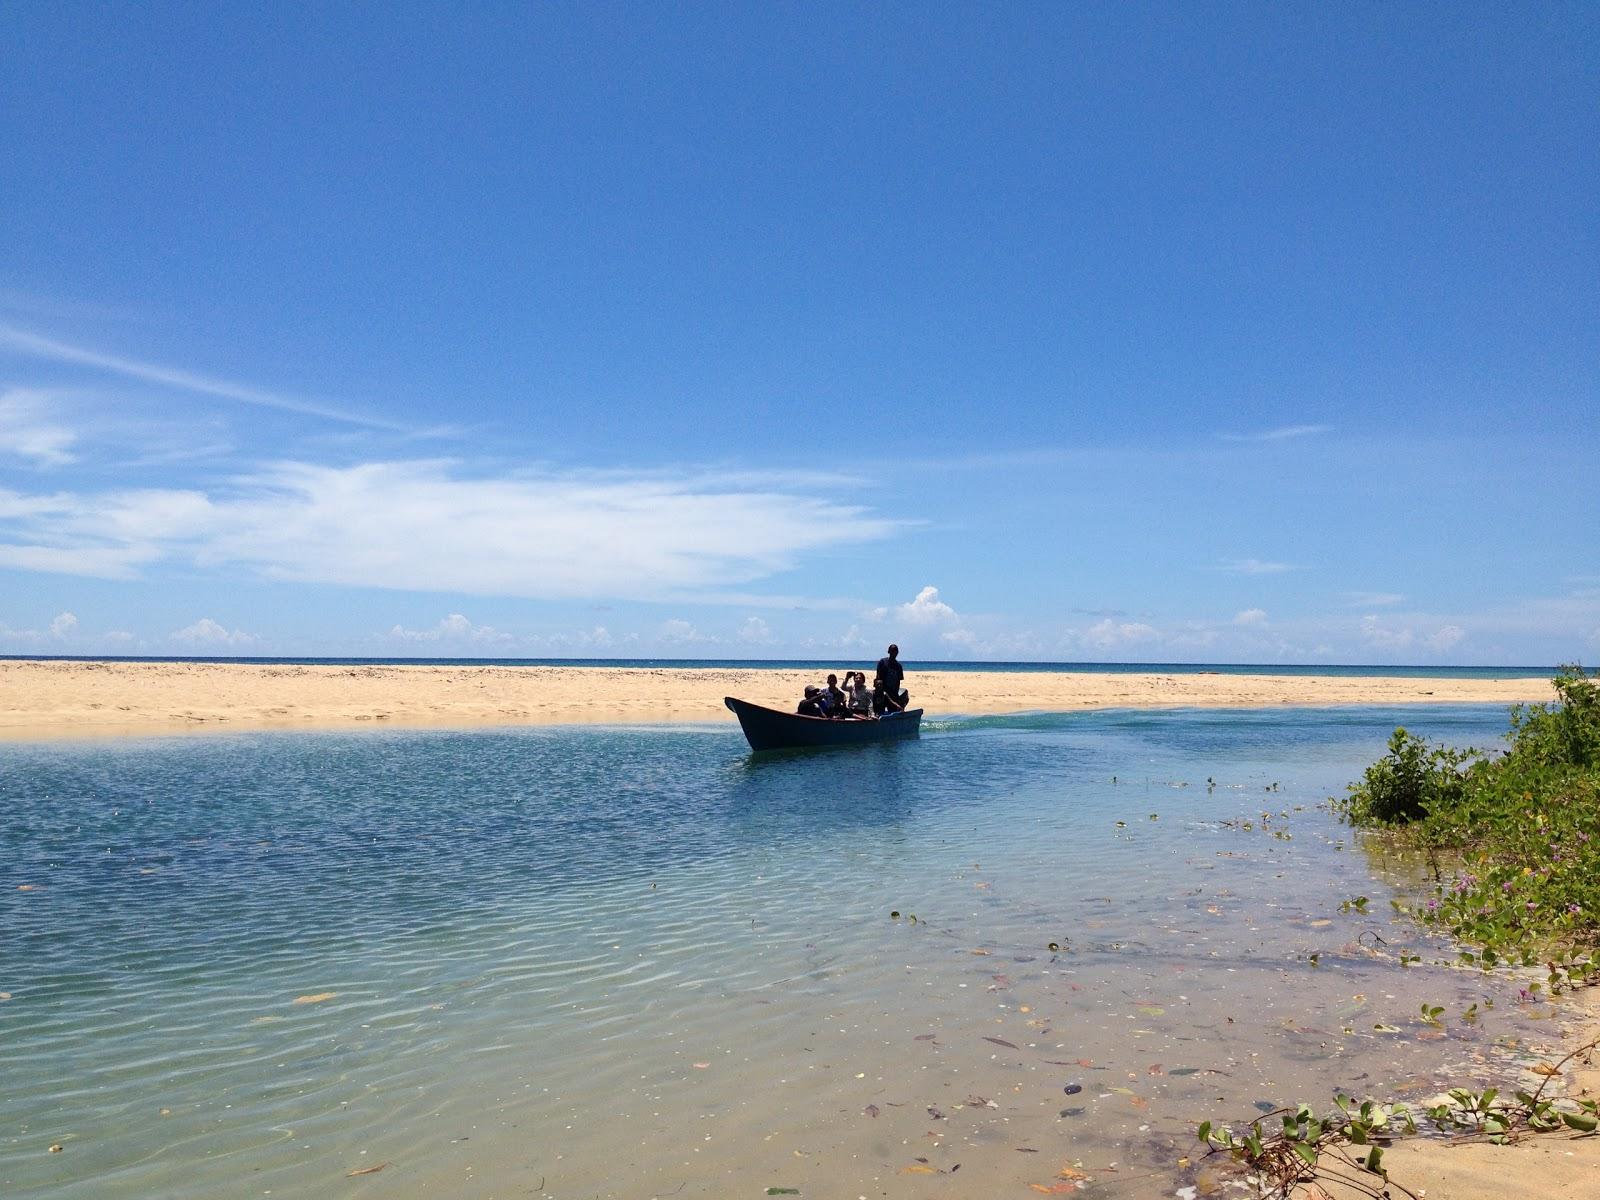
[
  {"left": 1359, "top": 615, "right": 1413, "bottom": 650},
  {"left": 1425, "top": 624, "right": 1466, "bottom": 652},
  {"left": 0, "top": 459, "right": 901, "bottom": 601},
  {"left": 1083, "top": 618, "right": 1160, "bottom": 649},
  {"left": 738, "top": 616, "right": 773, "bottom": 645},
  {"left": 895, "top": 585, "right": 959, "bottom": 626},
  {"left": 1345, "top": 591, "right": 1406, "bottom": 608},
  {"left": 0, "top": 324, "right": 407, "bottom": 431},
  {"left": 0, "top": 389, "right": 77, "bottom": 465},
  {"left": 388, "top": 613, "right": 510, "bottom": 645},
  {"left": 658, "top": 618, "right": 711, "bottom": 645},
  {"left": 171, "top": 617, "right": 255, "bottom": 646},
  {"left": 48, "top": 611, "right": 77, "bottom": 637},
  {"left": 1221, "top": 558, "right": 1297, "bottom": 575},
  {"left": 1219, "top": 424, "right": 1333, "bottom": 442},
  {"left": 1233, "top": 608, "right": 1267, "bottom": 626}
]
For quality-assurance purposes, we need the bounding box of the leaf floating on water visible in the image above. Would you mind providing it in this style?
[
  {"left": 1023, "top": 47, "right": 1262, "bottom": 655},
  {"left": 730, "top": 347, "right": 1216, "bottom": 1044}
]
[
  {"left": 913, "top": 1034, "right": 937, "bottom": 1042},
  {"left": 1138, "top": 1006, "right": 1165, "bottom": 1017},
  {"left": 899, "top": 1165, "right": 937, "bottom": 1175},
  {"left": 766, "top": 1189, "right": 801, "bottom": 1196},
  {"left": 1530, "top": 1063, "right": 1562, "bottom": 1077},
  {"left": 864, "top": 1104, "right": 880, "bottom": 1118},
  {"left": 693, "top": 1062, "right": 710, "bottom": 1069},
  {"left": 293, "top": 992, "right": 337, "bottom": 1005},
  {"left": 984, "top": 1037, "right": 1019, "bottom": 1049},
  {"left": 1168, "top": 1067, "right": 1201, "bottom": 1076},
  {"left": 1372, "top": 1023, "right": 1402, "bottom": 1034},
  {"left": 1057, "top": 1166, "right": 1090, "bottom": 1181},
  {"left": 0, "top": 992, "right": 11, "bottom": 1001},
  {"left": 347, "top": 1162, "right": 388, "bottom": 1177},
  {"left": 1028, "top": 1184, "right": 1077, "bottom": 1194},
  {"left": 1309, "top": 919, "right": 1333, "bottom": 928}
]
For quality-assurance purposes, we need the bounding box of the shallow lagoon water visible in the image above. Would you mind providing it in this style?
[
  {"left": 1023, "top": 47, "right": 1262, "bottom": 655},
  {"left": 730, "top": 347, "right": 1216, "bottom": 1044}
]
[{"left": 0, "top": 706, "right": 1577, "bottom": 1198}]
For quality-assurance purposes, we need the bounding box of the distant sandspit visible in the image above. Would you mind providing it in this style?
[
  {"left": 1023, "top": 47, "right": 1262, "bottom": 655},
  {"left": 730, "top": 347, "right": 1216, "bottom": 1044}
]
[{"left": 0, "top": 658, "right": 1557, "bottom": 739}]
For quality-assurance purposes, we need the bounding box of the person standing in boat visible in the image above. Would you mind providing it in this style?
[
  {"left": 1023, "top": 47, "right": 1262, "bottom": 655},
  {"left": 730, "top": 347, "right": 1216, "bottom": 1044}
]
[{"left": 874, "top": 643, "right": 908, "bottom": 713}]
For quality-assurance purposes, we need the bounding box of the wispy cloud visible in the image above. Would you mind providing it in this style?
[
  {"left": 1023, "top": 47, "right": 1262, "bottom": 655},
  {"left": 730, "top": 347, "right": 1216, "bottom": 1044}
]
[
  {"left": 0, "top": 324, "right": 409, "bottom": 432},
  {"left": 171, "top": 617, "right": 255, "bottom": 647},
  {"left": 1219, "top": 424, "right": 1333, "bottom": 443},
  {"left": 0, "top": 459, "right": 902, "bottom": 601},
  {"left": 1219, "top": 558, "right": 1298, "bottom": 575},
  {"left": 1345, "top": 591, "right": 1406, "bottom": 608},
  {"left": 387, "top": 613, "right": 511, "bottom": 645},
  {"left": 0, "top": 388, "right": 78, "bottom": 465}
]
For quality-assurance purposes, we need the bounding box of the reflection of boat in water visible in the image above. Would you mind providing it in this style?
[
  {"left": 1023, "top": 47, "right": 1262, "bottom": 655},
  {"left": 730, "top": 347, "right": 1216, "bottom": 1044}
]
[{"left": 723, "top": 696, "right": 923, "bottom": 753}]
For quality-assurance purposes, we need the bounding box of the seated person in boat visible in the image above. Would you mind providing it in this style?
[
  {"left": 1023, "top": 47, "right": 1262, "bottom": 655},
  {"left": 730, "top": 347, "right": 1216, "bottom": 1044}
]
[
  {"left": 845, "top": 671, "right": 872, "bottom": 717},
  {"left": 871, "top": 675, "right": 905, "bottom": 715},
  {"left": 822, "top": 673, "right": 849, "bottom": 717},
  {"left": 797, "top": 685, "right": 826, "bottom": 716}
]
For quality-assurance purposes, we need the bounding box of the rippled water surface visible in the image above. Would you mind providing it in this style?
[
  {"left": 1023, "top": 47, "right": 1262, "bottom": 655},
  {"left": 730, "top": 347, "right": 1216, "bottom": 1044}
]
[{"left": 0, "top": 708, "right": 1577, "bottom": 1198}]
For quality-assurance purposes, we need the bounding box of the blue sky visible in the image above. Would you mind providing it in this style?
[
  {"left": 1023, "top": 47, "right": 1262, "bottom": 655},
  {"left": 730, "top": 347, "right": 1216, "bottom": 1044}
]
[{"left": 2, "top": 3, "right": 1595, "bottom": 663}]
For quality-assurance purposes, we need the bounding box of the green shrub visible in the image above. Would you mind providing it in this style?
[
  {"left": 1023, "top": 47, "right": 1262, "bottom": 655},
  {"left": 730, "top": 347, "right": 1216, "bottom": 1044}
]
[
  {"left": 1341, "top": 727, "right": 1473, "bottom": 825},
  {"left": 1342, "top": 667, "right": 1600, "bottom": 960}
]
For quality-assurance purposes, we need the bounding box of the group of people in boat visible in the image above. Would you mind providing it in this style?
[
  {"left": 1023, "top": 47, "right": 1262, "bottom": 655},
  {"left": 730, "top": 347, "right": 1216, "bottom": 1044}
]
[{"left": 796, "top": 644, "right": 909, "bottom": 719}]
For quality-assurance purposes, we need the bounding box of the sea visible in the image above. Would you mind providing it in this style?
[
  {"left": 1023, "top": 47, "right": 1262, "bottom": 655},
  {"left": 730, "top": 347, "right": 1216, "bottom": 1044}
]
[{"left": 0, "top": 702, "right": 1577, "bottom": 1199}]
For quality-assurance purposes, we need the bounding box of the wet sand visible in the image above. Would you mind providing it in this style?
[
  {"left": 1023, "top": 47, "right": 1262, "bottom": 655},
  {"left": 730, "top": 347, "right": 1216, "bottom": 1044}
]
[
  {"left": 1323, "top": 987, "right": 1600, "bottom": 1200},
  {"left": 0, "top": 659, "right": 1557, "bottom": 739}
]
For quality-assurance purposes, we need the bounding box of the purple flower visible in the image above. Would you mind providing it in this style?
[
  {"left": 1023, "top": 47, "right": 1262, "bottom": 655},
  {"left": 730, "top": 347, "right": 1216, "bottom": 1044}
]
[
  {"left": 1518, "top": 988, "right": 1535, "bottom": 1003},
  {"left": 1502, "top": 881, "right": 1515, "bottom": 893},
  {"left": 1526, "top": 901, "right": 1538, "bottom": 911},
  {"left": 1570, "top": 904, "right": 1583, "bottom": 915},
  {"left": 1426, "top": 899, "right": 1440, "bottom": 913}
]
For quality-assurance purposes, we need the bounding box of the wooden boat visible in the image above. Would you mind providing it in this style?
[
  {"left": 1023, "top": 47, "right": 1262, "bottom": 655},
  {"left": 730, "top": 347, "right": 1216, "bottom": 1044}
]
[{"left": 724, "top": 696, "right": 923, "bottom": 753}]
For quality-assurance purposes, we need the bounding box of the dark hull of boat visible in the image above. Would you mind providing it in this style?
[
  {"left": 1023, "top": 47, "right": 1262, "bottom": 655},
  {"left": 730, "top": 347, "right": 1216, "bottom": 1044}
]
[{"left": 724, "top": 696, "right": 923, "bottom": 753}]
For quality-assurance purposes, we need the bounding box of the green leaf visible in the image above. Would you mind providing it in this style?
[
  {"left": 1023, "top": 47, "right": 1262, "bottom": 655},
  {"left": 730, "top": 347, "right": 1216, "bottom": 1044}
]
[
  {"left": 1294, "top": 1142, "right": 1318, "bottom": 1165},
  {"left": 1562, "top": 1112, "right": 1599, "bottom": 1132}
]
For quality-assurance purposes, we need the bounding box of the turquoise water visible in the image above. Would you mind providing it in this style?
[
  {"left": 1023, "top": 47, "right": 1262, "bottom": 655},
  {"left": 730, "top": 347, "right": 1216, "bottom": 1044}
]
[{"left": 0, "top": 707, "right": 1575, "bottom": 1198}]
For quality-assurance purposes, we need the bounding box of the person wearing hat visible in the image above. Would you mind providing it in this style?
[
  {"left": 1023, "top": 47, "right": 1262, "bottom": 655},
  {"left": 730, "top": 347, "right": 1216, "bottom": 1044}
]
[{"left": 796, "top": 685, "right": 825, "bottom": 717}]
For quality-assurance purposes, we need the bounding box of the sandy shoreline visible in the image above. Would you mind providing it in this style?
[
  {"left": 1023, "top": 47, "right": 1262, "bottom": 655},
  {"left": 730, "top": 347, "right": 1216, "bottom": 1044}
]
[{"left": 0, "top": 658, "right": 1557, "bottom": 739}]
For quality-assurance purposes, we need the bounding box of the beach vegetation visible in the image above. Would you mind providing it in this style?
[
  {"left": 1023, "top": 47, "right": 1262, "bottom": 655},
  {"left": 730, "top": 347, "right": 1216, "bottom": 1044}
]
[
  {"left": 1194, "top": 669, "right": 1600, "bottom": 1198},
  {"left": 1338, "top": 666, "right": 1600, "bottom": 973}
]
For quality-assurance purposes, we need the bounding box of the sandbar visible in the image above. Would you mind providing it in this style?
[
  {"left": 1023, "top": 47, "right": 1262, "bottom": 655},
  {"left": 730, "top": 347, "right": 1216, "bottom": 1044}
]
[{"left": 0, "top": 658, "right": 1557, "bottom": 739}]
